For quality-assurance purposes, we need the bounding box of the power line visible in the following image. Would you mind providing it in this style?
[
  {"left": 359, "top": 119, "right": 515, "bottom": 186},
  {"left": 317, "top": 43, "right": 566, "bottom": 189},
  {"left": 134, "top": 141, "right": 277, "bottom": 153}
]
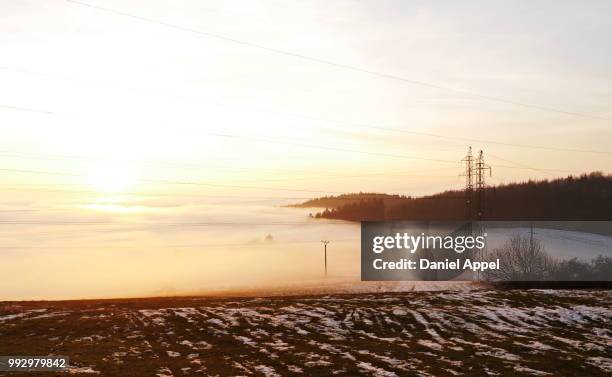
[
  {"left": 0, "top": 103, "right": 587, "bottom": 174},
  {"left": 198, "top": 131, "right": 456, "bottom": 163},
  {"left": 0, "top": 186, "right": 468, "bottom": 205},
  {"left": 0, "top": 238, "right": 356, "bottom": 249},
  {"left": 0, "top": 149, "right": 461, "bottom": 179},
  {"left": 487, "top": 153, "right": 561, "bottom": 175},
  {"left": 0, "top": 167, "right": 345, "bottom": 194},
  {"left": 0, "top": 103, "right": 458, "bottom": 164},
  {"left": 0, "top": 150, "right": 334, "bottom": 177},
  {"left": 251, "top": 172, "right": 459, "bottom": 182},
  {"left": 2, "top": 65, "right": 611, "bottom": 156},
  {"left": 0, "top": 149, "right": 333, "bottom": 176},
  {"left": 0, "top": 186, "right": 324, "bottom": 200},
  {"left": 0, "top": 158, "right": 591, "bottom": 202},
  {"left": 64, "top": 0, "right": 612, "bottom": 123},
  {"left": 0, "top": 103, "right": 62, "bottom": 116},
  {"left": 0, "top": 220, "right": 353, "bottom": 226}
]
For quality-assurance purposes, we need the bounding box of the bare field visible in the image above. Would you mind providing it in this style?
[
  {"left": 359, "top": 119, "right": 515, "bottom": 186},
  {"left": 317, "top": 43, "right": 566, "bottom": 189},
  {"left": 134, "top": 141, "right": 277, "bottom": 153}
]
[{"left": 1, "top": 290, "right": 610, "bottom": 376}]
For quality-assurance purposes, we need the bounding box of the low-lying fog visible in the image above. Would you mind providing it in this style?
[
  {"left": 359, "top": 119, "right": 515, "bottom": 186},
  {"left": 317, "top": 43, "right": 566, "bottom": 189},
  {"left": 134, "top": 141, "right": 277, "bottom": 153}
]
[
  {"left": 1, "top": 198, "right": 609, "bottom": 300},
  {"left": 1, "top": 198, "right": 360, "bottom": 300}
]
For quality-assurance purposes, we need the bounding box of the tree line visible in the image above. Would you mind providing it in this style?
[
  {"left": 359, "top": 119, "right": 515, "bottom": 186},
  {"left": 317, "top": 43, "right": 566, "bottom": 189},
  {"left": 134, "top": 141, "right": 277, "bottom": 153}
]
[{"left": 310, "top": 172, "right": 612, "bottom": 221}]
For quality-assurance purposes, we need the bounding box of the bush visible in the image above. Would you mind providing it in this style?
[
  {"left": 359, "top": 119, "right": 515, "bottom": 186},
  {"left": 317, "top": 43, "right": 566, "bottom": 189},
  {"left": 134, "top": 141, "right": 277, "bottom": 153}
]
[{"left": 484, "top": 234, "right": 556, "bottom": 281}]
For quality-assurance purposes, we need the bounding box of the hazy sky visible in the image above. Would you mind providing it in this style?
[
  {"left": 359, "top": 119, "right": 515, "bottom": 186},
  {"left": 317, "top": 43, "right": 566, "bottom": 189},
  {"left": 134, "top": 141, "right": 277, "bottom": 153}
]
[
  {"left": 1, "top": 0, "right": 611, "bottom": 195},
  {"left": 1, "top": 1, "right": 611, "bottom": 298}
]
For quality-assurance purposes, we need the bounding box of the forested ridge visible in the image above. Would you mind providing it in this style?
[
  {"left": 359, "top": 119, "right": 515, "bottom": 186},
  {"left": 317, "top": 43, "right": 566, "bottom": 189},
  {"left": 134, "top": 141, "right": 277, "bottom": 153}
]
[{"left": 305, "top": 172, "right": 612, "bottom": 221}]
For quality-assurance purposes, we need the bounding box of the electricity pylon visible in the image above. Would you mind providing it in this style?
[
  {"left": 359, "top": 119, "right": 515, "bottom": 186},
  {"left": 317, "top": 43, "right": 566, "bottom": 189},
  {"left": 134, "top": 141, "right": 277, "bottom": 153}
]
[
  {"left": 461, "top": 147, "right": 474, "bottom": 220},
  {"left": 461, "top": 147, "right": 492, "bottom": 220},
  {"left": 475, "top": 150, "right": 491, "bottom": 220}
]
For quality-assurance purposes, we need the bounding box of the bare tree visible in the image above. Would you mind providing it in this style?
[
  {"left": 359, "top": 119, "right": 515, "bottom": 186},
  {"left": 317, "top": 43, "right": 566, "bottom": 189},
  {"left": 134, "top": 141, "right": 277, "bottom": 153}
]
[{"left": 484, "top": 234, "right": 556, "bottom": 281}]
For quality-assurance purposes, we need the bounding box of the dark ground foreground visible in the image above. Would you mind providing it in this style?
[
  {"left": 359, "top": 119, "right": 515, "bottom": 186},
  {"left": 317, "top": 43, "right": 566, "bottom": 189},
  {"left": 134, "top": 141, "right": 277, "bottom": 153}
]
[{"left": 0, "top": 290, "right": 610, "bottom": 376}]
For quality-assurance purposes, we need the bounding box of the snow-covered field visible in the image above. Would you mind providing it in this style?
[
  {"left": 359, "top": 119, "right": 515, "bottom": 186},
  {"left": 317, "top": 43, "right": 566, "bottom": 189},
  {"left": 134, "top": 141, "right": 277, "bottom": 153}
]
[{"left": 0, "top": 290, "right": 610, "bottom": 376}]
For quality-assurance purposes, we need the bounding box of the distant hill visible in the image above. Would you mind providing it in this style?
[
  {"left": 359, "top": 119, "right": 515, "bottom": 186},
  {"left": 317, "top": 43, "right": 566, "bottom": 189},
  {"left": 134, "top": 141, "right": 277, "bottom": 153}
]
[
  {"left": 298, "top": 172, "right": 612, "bottom": 221},
  {"left": 285, "top": 192, "right": 408, "bottom": 208}
]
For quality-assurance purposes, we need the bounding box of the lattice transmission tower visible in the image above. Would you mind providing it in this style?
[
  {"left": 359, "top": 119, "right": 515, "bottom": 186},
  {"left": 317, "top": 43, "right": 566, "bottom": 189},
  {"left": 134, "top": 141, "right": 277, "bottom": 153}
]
[
  {"left": 461, "top": 147, "right": 492, "bottom": 220},
  {"left": 461, "top": 147, "right": 474, "bottom": 220},
  {"left": 475, "top": 150, "right": 492, "bottom": 220}
]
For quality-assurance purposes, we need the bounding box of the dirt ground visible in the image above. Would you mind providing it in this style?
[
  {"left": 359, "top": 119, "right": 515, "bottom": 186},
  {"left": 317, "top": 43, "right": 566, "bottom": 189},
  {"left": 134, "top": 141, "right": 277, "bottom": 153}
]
[{"left": 1, "top": 289, "right": 610, "bottom": 376}]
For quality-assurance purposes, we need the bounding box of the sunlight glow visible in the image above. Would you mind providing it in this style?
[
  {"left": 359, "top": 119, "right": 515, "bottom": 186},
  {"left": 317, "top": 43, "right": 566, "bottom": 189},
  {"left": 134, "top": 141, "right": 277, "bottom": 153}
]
[
  {"left": 87, "top": 163, "right": 136, "bottom": 193},
  {"left": 82, "top": 203, "right": 151, "bottom": 213}
]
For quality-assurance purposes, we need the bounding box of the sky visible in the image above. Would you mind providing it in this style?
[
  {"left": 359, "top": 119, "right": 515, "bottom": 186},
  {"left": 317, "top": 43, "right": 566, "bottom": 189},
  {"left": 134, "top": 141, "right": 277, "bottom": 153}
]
[{"left": 0, "top": 0, "right": 611, "bottom": 298}]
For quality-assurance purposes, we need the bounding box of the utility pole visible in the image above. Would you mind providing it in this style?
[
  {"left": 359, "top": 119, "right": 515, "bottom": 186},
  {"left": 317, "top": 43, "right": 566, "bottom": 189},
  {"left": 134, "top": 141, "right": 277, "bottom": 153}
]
[
  {"left": 321, "top": 240, "right": 330, "bottom": 277},
  {"left": 461, "top": 147, "right": 474, "bottom": 220},
  {"left": 475, "top": 150, "right": 491, "bottom": 220}
]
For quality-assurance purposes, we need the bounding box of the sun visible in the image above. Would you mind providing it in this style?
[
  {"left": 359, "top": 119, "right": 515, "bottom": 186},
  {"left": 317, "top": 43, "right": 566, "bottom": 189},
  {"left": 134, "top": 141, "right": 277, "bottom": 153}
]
[{"left": 87, "top": 162, "right": 136, "bottom": 193}]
